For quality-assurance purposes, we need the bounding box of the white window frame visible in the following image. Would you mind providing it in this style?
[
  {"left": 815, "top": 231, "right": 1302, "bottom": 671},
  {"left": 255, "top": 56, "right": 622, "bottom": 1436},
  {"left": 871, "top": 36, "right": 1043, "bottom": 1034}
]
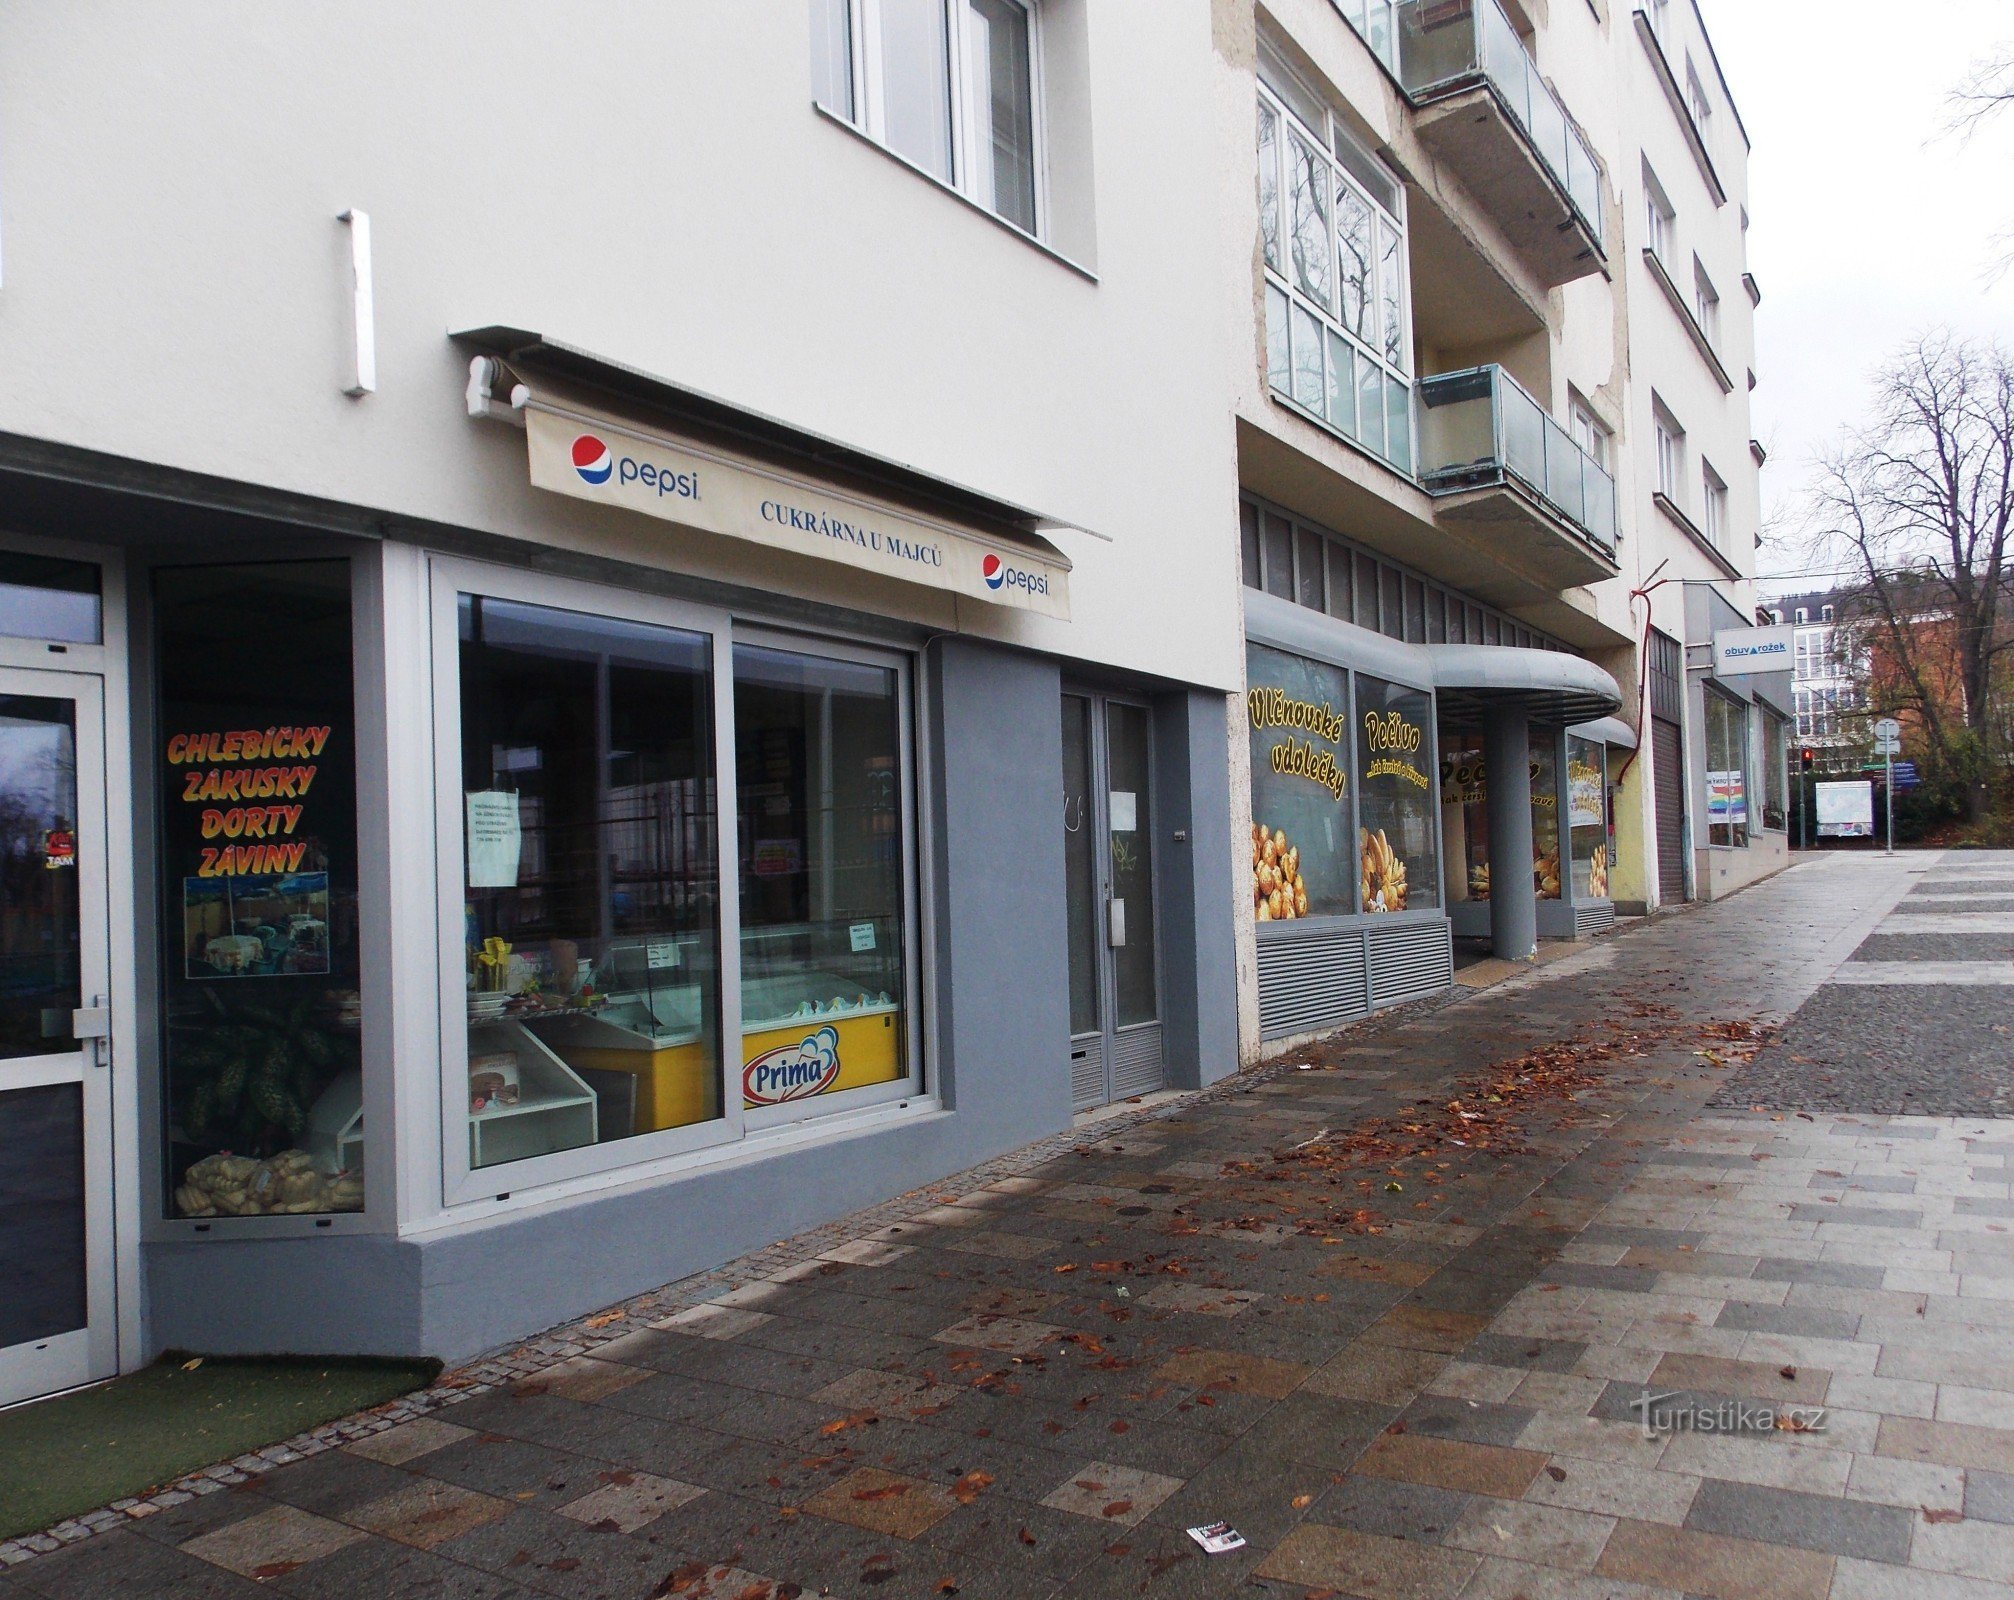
[
  {"left": 1643, "top": 164, "right": 1675, "bottom": 266},
  {"left": 1652, "top": 402, "right": 1684, "bottom": 501},
  {"left": 1569, "top": 394, "right": 1612, "bottom": 471},
  {"left": 1692, "top": 258, "right": 1721, "bottom": 346},
  {"left": 427, "top": 558, "right": 929, "bottom": 1209},
  {"left": 820, "top": 0, "right": 1049, "bottom": 240},
  {"left": 1685, "top": 59, "right": 1714, "bottom": 142},
  {"left": 1257, "top": 40, "right": 1415, "bottom": 472},
  {"left": 1701, "top": 461, "right": 1728, "bottom": 549},
  {"left": 733, "top": 624, "right": 926, "bottom": 1135}
]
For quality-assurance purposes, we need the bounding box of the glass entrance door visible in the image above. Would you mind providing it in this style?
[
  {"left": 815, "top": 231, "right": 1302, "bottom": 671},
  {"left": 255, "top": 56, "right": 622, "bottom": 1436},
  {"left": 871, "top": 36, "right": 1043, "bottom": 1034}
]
[
  {"left": 0, "top": 671, "right": 114, "bottom": 1407},
  {"left": 1062, "top": 694, "right": 1162, "bottom": 1111}
]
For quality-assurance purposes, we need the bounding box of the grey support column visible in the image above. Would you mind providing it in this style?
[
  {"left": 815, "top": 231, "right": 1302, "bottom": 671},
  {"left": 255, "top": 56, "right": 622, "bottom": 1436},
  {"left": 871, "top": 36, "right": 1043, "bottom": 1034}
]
[{"left": 1484, "top": 708, "right": 1537, "bottom": 961}]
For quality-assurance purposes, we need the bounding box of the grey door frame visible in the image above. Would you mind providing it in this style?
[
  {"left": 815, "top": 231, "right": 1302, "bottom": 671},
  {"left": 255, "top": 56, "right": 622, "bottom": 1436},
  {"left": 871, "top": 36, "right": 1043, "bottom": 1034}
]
[{"left": 1063, "top": 689, "right": 1164, "bottom": 1111}]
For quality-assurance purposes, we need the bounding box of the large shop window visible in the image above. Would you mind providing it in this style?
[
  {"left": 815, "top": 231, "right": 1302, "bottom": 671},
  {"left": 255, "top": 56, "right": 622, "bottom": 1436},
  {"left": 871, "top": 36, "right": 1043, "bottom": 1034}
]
[
  {"left": 1246, "top": 644, "right": 1354, "bottom": 922},
  {"left": 157, "top": 562, "right": 365, "bottom": 1219},
  {"left": 1706, "top": 691, "right": 1750, "bottom": 848},
  {"left": 1440, "top": 731, "right": 1489, "bottom": 902},
  {"left": 1357, "top": 677, "right": 1437, "bottom": 913},
  {"left": 733, "top": 644, "right": 910, "bottom": 1114},
  {"left": 1567, "top": 736, "right": 1610, "bottom": 899},
  {"left": 444, "top": 582, "right": 921, "bottom": 1192},
  {"left": 1531, "top": 732, "right": 1562, "bottom": 902},
  {"left": 458, "top": 598, "right": 723, "bottom": 1171},
  {"left": 1759, "top": 712, "right": 1787, "bottom": 831}
]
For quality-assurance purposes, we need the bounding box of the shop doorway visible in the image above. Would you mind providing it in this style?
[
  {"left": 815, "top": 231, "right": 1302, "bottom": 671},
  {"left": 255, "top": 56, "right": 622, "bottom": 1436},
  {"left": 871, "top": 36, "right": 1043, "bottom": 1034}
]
[
  {"left": 1652, "top": 717, "right": 1689, "bottom": 904},
  {"left": 0, "top": 669, "right": 116, "bottom": 1407},
  {"left": 1061, "top": 694, "right": 1162, "bottom": 1111}
]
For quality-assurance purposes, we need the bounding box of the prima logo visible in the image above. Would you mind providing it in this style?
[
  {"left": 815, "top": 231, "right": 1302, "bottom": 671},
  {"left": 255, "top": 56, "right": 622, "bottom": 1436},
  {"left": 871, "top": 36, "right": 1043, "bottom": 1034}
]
[{"left": 743, "top": 1025, "right": 843, "bottom": 1105}]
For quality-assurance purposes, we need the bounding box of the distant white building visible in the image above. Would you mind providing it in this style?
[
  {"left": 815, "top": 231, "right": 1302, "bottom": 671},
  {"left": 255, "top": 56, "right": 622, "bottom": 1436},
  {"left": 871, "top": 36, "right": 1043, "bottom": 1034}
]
[{"left": 1765, "top": 590, "right": 1862, "bottom": 771}]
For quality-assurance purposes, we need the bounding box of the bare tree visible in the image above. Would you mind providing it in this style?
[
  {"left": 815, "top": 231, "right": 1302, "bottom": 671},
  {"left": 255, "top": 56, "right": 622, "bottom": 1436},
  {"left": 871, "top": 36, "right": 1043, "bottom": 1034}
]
[
  {"left": 1948, "top": 47, "right": 2014, "bottom": 276},
  {"left": 1807, "top": 334, "right": 2014, "bottom": 825},
  {"left": 1950, "top": 49, "right": 2014, "bottom": 135}
]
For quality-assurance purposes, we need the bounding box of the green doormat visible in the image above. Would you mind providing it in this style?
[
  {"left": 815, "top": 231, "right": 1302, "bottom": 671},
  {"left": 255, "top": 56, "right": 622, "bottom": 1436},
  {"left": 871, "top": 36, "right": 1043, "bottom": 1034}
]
[{"left": 0, "top": 1353, "right": 440, "bottom": 1540}]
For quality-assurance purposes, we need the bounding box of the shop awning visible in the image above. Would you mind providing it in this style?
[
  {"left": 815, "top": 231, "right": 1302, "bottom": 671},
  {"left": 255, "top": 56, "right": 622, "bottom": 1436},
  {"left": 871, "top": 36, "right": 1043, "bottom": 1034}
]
[
  {"left": 1569, "top": 715, "right": 1638, "bottom": 750},
  {"left": 1430, "top": 644, "right": 1623, "bottom": 726},
  {"left": 457, "top": 330, "right": 1072, "bottom": 620}
]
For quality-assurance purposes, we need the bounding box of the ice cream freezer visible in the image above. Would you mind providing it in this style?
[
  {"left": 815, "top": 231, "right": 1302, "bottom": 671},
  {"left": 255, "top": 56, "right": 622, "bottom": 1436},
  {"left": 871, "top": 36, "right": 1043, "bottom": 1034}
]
[{"left": 524, "top": 970, "right": 903, "bottom": 1126}]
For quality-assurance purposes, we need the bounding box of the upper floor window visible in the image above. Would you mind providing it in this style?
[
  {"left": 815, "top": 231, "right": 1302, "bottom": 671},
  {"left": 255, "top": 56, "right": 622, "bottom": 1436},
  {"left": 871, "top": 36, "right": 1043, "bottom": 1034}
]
[
  {"left": 1643, "top": 165, "right": 1675, "bottom": 266},
  {"left": 1795, "top": 607, "right": 1809, "bottom": 624},
  {"left": 1647, "top": 0, "right": 1673, "bottom": 47},
  {"left": 1701, "top": 462, "right": 1729, "bottom": 550},
  {"left": 1653, "top": 402, "right": 1684, "bottom": 500},
  {"left": 813, "top": 0, "right": 1040, "bottom": 236},
  {"left": 1569, "top": 396, "right": 1612, "bottom": 471},
  {"left": 1685, "top": 60, "right": 1714, "bottom": 142},
  {"left": 1692, "top": 259, "right": 1721, "bottom": 345},
  {"left": 1257, "top": 39, "right": 1413, "bottom": 474},
  {"left": 1821, "top": 604, "right": 1835, "bottom": 622}
]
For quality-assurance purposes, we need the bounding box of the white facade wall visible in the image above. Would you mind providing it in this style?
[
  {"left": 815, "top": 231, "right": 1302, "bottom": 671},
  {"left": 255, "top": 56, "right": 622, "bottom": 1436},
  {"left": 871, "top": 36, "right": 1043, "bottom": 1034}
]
[{"left": 0, "top": 0, "right": 1246, "bottom": 695}]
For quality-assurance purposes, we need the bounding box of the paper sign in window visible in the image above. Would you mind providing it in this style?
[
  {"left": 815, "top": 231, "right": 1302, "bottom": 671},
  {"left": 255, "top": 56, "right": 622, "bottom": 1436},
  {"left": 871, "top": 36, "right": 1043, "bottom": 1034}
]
[
  {"left": 1109, "top": 791, "right": 1138, "bottom": 832},
  {"left": 465, "top": 790, "right": 522, "bottom": 888}
]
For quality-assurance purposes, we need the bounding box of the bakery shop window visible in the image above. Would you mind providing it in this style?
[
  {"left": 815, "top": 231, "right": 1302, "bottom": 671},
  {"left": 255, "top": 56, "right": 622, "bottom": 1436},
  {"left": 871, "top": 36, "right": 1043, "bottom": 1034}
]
[
  {"left": 1355, "top": 676, "right": 1437, "bottom": 913},
  {"left": 1530, "top": 730, "right": 1562, "bottom": 901},
  {"left": 733, "top": 642, "right": 912, "bottom": 1115},
  {"left": 458, "top": 597, "right": 722, "bottom": 1170},
  {"left": 156, "top": 561, "right": 365, "bottom": 1219},
  {"left": 1246, "top": 644, "right": 1353, "bottom": 922},
  {"left": 1439, "top": 730, "right": 1489, "bottom": 903},
  {"left": 1567, "top": 735, "right": 1609, "bottom": 900}
]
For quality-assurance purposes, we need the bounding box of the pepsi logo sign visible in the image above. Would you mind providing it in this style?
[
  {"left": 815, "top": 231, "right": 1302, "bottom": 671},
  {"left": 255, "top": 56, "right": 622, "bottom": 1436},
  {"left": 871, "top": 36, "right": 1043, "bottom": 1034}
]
[
  {"left": 979, "top": 553, "right": 1050, "bottom": 599},
  {"left": 571, "top": 435, "right": 613, "bottom": 486},
  {"left": 743, "top": 1024, "right": 843, "bottom": 1105}
]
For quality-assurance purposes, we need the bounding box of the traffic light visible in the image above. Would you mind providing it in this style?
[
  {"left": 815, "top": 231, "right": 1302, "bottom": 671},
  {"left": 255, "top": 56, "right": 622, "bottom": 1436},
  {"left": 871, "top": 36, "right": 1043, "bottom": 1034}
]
[{"left": 1800, "top": 748, "right": 1815, "bottom": 772}]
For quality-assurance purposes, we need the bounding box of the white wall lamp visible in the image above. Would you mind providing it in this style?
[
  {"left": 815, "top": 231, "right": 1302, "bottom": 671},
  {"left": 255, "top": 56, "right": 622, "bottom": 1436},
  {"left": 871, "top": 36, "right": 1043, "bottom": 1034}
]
[{"left": 337, "top": 208, "right": 376, "bottom": 396}]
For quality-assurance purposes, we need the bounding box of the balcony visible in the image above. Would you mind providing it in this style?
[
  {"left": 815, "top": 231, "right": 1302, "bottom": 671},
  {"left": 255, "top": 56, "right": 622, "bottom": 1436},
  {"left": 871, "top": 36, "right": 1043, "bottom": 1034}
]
[
  {"left": 1418, "top": 366, "right": 1619, "bottom": 587},
  {"left": 1396, "top": 0, "right": 1608, "bottom": 287}
]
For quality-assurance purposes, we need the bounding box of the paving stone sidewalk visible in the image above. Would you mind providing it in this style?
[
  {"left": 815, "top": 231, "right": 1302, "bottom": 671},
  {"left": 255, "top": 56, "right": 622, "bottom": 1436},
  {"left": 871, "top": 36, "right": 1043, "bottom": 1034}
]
[{"left": 12, "top": 852, "right": 2014, "bottom": 1600}]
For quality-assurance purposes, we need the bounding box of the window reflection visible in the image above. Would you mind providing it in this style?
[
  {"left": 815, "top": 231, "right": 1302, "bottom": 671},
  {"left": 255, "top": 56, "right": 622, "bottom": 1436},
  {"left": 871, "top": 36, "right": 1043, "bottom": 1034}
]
[
  {"left": 458, "top": 597, "right": 721, "bottom": 1170},
  {"left": 734, "top": 645, "right": 908, "bottom": 1110}
]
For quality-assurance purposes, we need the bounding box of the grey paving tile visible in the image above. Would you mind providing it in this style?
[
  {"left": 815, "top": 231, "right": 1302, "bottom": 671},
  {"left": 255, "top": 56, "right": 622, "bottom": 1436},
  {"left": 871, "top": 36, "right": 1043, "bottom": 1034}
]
[
  {"left": 1712, "top": 1302, "right": 1860, "bottom": 1340},
  {"left": 1682, "top": 1476, "right": 1913, "bottom": 1563},
  {"left": 1785, "top": 1205, "right": 1924, "bottom": 1229},
  {"left": 1963, "top": 1467, "right": 2014, "bottom": 1525}
]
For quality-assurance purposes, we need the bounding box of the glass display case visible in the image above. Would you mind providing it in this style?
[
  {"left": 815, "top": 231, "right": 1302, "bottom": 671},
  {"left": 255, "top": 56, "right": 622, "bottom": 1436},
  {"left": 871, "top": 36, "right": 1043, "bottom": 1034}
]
[
  {"left": 739, "top": 919, "right": 902, "bottom": 1106},
  {"left": 519, "top": 933, "right": 715, "bottom": 1140}
]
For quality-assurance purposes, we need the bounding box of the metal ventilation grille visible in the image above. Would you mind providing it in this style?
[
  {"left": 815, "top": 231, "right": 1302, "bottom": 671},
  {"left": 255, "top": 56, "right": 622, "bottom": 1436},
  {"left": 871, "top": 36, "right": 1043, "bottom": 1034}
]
[
  {"left": 1069, "top": 1040, "right": 1104, "bottom": 1111},
  {"left": 1258, "top": 931, "right": 1370, "bottom": 1039},
  {"left": 1575, "top": 901, "right": 1616, "bottom": 939},
  {"left": 1367, "top": 920, "right": 1454, "bottom": 1006},
  {"left": 1111, "top": 1025, "right": 1164, "bottom": 1099}
]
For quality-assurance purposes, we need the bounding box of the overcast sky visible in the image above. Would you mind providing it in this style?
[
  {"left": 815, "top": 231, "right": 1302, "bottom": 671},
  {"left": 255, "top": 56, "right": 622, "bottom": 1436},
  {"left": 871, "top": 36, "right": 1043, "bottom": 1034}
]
[{"left": 1693, "top": 0, "right": 2014, "bottom": 595}]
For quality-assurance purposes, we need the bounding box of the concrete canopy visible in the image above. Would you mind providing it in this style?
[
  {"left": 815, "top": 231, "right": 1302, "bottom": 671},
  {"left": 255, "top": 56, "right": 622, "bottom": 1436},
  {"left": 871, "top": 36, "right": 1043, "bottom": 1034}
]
[{"left": 1431, "top": 644, "right": 1623, "bottom": 727}]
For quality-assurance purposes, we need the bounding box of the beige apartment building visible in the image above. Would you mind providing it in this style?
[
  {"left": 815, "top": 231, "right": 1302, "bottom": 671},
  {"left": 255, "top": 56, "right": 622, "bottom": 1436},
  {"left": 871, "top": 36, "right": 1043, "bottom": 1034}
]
[{"left": 1225, "top": 0, "right": 1789, "bottom": 1056}]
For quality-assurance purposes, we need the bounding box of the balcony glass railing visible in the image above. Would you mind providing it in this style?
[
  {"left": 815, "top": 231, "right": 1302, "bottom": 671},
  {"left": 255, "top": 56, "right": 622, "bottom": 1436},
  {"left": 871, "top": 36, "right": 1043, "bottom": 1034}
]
[
  {"left": 1417, "top": 366, "right": 1618, "bottom": 554},
  {"left": 1393, "top": 0, "right": 1604, "bottom": 245}
]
